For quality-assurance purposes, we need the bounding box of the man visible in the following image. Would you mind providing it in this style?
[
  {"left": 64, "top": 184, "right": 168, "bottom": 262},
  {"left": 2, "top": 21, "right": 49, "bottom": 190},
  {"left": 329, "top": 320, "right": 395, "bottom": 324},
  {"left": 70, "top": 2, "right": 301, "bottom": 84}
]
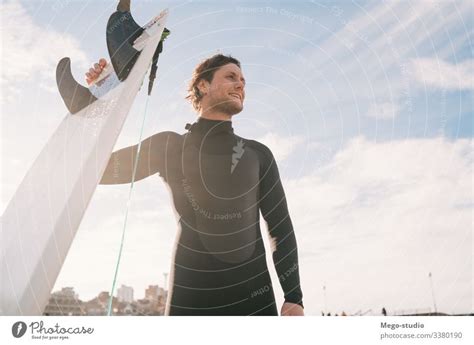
[{"left": 90, "top": 54, "right": 304, "bottom": 316}]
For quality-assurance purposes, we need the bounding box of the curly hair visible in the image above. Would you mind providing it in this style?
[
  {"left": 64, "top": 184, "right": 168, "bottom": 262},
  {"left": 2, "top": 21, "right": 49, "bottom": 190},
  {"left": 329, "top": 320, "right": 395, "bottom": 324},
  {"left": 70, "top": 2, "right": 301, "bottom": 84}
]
[{"left": 186, "top": 54, "right": 241, "bottom": 111}]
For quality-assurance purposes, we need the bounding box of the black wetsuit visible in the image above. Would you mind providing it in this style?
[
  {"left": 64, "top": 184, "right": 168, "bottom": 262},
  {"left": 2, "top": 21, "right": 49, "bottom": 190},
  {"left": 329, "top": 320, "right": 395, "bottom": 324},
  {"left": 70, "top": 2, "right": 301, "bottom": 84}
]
[{"left": 153, "top": 118, "right": 303, "bottom": 315}]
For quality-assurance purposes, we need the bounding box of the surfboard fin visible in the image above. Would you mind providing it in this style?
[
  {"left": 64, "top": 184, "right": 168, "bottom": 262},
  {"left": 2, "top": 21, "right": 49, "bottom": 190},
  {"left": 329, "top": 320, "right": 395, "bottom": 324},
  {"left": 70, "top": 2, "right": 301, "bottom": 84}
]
[
  {"left": 56, "top": 57, "right": 98, "bottom": 115},
  {"left": 106, "top": 0, "right": 143, "bottom": 82}
]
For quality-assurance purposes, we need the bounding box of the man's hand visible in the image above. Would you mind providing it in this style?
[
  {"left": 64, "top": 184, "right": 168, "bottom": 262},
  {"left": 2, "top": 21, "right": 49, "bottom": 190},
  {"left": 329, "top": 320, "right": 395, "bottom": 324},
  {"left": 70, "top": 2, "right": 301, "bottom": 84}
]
[
  {"left": 85, "top": 58, "right": 107, "bottom": 85},
  {"left": 281, "top": 302, "right": 304, "bottom": 316}
]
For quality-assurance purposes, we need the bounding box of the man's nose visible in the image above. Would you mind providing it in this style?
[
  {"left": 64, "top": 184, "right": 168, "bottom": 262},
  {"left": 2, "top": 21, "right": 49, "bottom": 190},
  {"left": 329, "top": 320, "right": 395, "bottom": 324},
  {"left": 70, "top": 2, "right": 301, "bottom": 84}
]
[{"left": 235, "top": 80, "right": 244, "bottom": 90}]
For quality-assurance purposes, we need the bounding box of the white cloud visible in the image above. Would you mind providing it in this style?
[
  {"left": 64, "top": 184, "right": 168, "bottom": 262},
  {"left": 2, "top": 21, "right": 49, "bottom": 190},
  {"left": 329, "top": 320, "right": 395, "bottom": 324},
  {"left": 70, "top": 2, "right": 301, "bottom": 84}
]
[
  {"left": 292, "top": 1, "right": 472, "bottom": 123},
  {"left": 408, "top": 58, "right": 474, "bottom": 91},
  {"left": 366, "top": 101, "right": 399, "bottom": 119},
  {"left": 53, "top": 177, "right": 176, "bottom": 301},
  {"left": 255, "top": 132, "right": 304, "bottom": 162},
  {"left": 0, "top": 1, "right": 88, "bottom": 104},
  {"left": 273, "top": 136, "right": 472, "bottom": 315}
]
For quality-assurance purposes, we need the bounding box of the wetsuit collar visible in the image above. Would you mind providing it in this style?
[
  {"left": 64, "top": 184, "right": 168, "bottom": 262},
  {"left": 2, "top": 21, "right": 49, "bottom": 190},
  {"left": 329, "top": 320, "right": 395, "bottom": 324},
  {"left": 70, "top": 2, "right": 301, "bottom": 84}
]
[{"left": 185, "top": 117, "right": 234, "bottom": 135}]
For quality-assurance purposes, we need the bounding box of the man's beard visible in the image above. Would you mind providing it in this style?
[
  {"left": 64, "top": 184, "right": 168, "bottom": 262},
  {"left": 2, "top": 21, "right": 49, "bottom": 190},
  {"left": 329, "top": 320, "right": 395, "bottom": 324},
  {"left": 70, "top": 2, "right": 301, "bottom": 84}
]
[{"left": 205, "top": 97, "right": 243, "bottom": 116}]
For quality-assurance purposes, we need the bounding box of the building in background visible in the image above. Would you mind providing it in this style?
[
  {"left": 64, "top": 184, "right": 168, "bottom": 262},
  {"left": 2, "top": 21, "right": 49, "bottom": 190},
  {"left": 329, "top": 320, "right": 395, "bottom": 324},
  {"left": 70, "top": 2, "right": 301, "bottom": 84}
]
[
  {"left": 43, "top": 284, "right": 169, "bottom": 316},
  {"left": 43, "top": 287, "right": 85, "bottom": 316},
  {"left": 117, "top": 285, "right": 134, "bottom": 303},
  {"left": 82, "top": 291, "right": 119, "bottom": 316}
]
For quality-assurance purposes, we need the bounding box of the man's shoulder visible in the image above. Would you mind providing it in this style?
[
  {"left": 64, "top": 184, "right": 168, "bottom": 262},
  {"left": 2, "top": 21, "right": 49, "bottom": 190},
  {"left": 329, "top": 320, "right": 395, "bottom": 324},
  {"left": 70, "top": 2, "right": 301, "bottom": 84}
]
[
  {"left": 240, "top": 136, "right": 274, "bottom": 158},
  {"left": 150, "top": 131, "right": 184, "bottom": 144},
  {"left": 237, "top": 136, "right": 276, "bottom": 166}
]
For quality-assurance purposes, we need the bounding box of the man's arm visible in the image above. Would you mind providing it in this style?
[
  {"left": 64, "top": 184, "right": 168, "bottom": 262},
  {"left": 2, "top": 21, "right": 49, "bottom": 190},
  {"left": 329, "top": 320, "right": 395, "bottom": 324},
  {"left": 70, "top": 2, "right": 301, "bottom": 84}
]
[
  {"left": 100, "top": 132, "right": 172, "bottom": 185},
  {"left": 256, "top": 142, "right": 304, "bottom": 315}
]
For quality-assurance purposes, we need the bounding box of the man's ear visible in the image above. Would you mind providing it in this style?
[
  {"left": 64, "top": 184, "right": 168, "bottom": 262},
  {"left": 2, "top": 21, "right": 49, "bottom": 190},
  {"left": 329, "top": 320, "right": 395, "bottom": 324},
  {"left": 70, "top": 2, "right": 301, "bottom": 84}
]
[{"left": 197, "top": 79, "right": 209, "bottom": 96}]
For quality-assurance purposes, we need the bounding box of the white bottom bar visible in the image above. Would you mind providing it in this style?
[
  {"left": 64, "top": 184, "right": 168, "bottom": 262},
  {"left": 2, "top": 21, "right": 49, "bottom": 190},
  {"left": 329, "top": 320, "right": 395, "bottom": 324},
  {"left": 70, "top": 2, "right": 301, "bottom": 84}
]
[{"left": 0, "top": 316, "right": 472, "bottom": 345}]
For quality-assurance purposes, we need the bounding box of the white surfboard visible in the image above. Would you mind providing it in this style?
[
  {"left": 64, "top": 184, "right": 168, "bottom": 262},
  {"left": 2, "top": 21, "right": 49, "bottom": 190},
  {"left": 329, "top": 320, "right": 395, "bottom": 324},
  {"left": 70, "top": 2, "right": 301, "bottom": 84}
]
[{"left": 0, "top": 6, "right": 169, "bottom": 315}]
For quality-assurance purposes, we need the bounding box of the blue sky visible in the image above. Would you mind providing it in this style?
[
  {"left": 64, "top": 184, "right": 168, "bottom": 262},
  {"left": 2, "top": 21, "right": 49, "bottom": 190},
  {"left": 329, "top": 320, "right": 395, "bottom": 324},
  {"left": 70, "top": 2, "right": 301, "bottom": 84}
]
[{"left": 1, "top": 0, "right": 472, "bottom": 315}]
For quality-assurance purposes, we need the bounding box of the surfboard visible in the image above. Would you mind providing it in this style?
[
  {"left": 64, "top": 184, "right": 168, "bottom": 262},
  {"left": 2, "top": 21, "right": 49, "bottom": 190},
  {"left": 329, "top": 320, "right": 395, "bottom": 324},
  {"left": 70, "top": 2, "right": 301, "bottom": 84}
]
[{"left": 0, "top": 2, "right": 169, "bottom": 315}]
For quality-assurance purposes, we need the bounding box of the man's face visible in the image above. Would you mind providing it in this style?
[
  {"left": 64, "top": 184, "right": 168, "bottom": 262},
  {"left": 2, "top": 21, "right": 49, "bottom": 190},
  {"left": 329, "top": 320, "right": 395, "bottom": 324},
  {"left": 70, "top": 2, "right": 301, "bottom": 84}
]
[{"left": 200, "top": 63, "right": 246, "bottom": 116}]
